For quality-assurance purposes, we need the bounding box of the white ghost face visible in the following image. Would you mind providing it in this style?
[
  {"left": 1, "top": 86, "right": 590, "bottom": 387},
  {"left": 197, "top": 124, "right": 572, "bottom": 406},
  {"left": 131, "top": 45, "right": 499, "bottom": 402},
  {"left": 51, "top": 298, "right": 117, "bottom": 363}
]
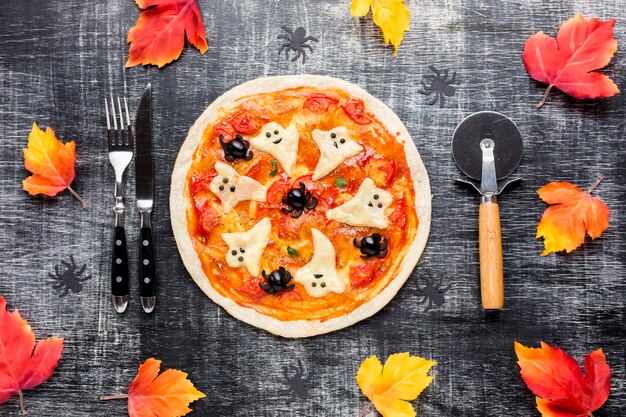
[
  {"left": 221, "top": 218, "right": 271, "bottom": 276},
  {"left": 250, "top": 122, "right": 299, "bottom": 176},
  {"left": 294, "top": 228, "right": 345, "bottom": 298},
  {"left": 326, "top": 178, "right": 393, "bottom": 229},
  {"left": 209, "top": 162, "right": 267, "bottom": 212},
  {"left": 312, "top": 127, "right": 363, "bottom": 180}
]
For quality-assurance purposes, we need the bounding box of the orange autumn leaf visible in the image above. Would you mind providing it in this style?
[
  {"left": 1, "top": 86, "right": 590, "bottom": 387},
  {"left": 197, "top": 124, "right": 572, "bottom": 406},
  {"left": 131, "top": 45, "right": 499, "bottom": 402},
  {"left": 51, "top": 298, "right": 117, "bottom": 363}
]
[
  {"left": 22, "top": 122, "right": 87, "bottom": 208},
  {"left": 126, "top": 0, "right": 208, "bottom": 68},
  {"left": 100, "top": 358, "right": 205, "bottom": 417},
  {"left": 514, "top": 341, "right": 611, "bottom": 417},
  {"left": 536, "top": 178, "right": 610, "bottom": 256},
  {"left": 356, "top": 352, "right": 436, "bottom": 417},
  {"left": 523, "top": 14, "right": 620, "bottom": 108},
  {"left": 0, "top": 296, "right": 64, "bottom": 415}
]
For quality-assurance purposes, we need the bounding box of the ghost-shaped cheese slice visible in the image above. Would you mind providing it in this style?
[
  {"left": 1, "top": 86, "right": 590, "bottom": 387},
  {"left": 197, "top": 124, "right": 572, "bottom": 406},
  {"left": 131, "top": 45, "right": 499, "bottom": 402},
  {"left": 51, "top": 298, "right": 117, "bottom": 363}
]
[
  {"left": 311, "top": 127, "right": 363, "bottom": 180},
  {"left": 221, "top": 218, "right": 271, "bottom": 276},
  {"left": 250, "top": 122, "right": 299, "bottom": 176},
  {"left": 294, "top": 228, "right": 345, "bottom": 297},
  {"left": 326, "top": 178, "right": 393, "bottom": 229},
  {"left": 209, "top": 161, "right": 267, "bottom": 212}
]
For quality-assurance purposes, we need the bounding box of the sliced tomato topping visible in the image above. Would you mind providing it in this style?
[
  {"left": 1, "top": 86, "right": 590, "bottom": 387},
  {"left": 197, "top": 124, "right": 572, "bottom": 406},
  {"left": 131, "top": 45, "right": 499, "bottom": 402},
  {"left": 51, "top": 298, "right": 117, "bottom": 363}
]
[
  {"left": 198, "top": 205, "right": 220, "bottom": 235},
  {"left": 245, "top": 159, "right": 272, "bottom": 181},
  {"left": 229, "top": 110, "right": 260, "bottom": 134},
  {"left": 368, "top": 158, "right": 396, "bottom": 187},
  {"left": 278, "top": 211, "right": 326, "bottom": 238},
  {"left": 213, "top": 121, "right": 237, "bottom": 141},
  {"left": 292, "top": 174, "right": 339, "bottom": 211},
  {"left": 389, "top": 198, "right": 407, "bottom": 229},
  {"left": 350, "top": 260, "right": 383, "bottom": 288},
  {"left": 278, "top": 288, "right": 303, "bottom": 302},
  {"left": 189, "top": 172, "right": 216, "bottom": 195},
  {"left": 303, "top": 93, "right": 339, "bottom": 112},
  {"left": 239, "top": 276, "right": 266, "bottom": 298},
  {"left": 341, "top": 98, "right": 372, "bottom": 125},
  {"left": 265, "top": 174, "right": 291, "bottom": 207}
]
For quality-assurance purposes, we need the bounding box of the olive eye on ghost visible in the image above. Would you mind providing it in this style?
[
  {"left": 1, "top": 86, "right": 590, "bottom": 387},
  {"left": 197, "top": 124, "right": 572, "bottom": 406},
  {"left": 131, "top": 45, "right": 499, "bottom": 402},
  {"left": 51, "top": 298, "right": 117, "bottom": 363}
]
[
  {"left": 231, "top": 248, "right": 245, "bottom": 262},
  {"left": 367, "top": 194, "right": 383, "bottom": 208},
  {"left": 218, "top": 178, "right": 235, "bottom": 192}
]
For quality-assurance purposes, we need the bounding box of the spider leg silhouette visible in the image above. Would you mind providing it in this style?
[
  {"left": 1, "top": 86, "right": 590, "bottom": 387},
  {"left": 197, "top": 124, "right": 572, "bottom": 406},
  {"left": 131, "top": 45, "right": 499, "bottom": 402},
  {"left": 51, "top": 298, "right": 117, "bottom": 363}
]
[
  {"left": 291, "top": 49, "right": 301, "bottom": 62},
  {"left": 442, "top": 69, "right": 449, "bottom": 80},
  {"left": 60, "top": 287, "right": 70, "bottom": 297},
  {"left": 281, "top": 26, "right": 293, "bottom": 35},
  {"left": 78, "top": 275, "right": 92, "bottom": 283},
  {"left": 302, "top": 44, "right": 313, "bottom": 52},
  {"left": 277, "top": 34, "right": 290, "bottom": 41},
  {"left": 428, "top": 94, "right": 439, "bottom": 105},
  {"left": 446, "top": 71, "right": 456, "bottom": 84},
  {"left": 302, "top": 36, "right": 318, "bottom": 43},
  {"left": 279, "top": 44, "right": 290, "bottom": 57},
  {"left": 300, "top": 49, "right": 308, "bottom": 64},
  {"left": 438, "top": 93, "right": 446, "bottom": 108},
  {"left": 424, "top": 298, "right": 434, "bottom": 312},
  {"left": 429, "top": 65, "right": 440, "bottom": 76}
]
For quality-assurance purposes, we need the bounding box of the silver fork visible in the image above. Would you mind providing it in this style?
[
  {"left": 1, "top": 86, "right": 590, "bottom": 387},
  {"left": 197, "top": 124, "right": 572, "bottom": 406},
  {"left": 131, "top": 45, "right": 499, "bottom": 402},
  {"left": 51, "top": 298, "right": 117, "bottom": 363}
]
[{"left": 106, "top": 96, "right": 133, "bottom": 313}]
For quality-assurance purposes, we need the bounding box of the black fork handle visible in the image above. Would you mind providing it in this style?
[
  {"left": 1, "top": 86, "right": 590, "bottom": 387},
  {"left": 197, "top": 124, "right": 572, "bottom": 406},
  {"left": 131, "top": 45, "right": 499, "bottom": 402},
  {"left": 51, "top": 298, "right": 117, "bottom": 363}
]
[{"left": 111, "top": 226, "right": 129, "bottom": 297}]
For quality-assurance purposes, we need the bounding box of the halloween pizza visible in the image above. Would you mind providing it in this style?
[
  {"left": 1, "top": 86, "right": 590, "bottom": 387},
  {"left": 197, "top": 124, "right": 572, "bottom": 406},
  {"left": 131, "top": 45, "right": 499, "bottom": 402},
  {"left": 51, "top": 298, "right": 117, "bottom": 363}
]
[{"left": 171, "top": 75, "right": 431, "bottom": 337}]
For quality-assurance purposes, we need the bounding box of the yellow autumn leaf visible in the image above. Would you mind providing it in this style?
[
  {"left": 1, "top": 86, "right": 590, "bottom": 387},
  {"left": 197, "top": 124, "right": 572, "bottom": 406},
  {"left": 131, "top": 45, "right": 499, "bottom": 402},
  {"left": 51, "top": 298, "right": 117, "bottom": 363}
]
[
  {"left": 350, "top": 0, "right": 410, "bottom": 56},
  {"left": 351, "top": 0, "right": 371, "bottom": 16},
  {"left": 356, "top": 353, "right": 436, "bottom": 417}
]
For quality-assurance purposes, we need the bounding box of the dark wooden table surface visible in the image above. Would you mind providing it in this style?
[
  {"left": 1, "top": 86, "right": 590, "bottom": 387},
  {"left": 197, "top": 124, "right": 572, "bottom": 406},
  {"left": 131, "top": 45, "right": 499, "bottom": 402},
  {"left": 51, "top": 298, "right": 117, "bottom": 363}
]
[{"left": 1, "top": 1, "right": 624, "bottom": 416}]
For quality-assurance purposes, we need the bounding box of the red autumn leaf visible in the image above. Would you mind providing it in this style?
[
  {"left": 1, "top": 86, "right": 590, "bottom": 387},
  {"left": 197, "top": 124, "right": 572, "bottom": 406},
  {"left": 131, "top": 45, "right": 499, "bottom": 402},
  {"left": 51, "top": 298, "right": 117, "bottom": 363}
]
[
  {"left": 536, "top": 177, "right": 610, "bottom": 256},
  {"left": 100, "top": 358, "right": 205, "bottom": 417},
  {"left": 0, "top": 296, "right": 64, "bottom": 415},
  {"left": 126, "top": 0, "right": 208, "bottom": 68},
  {"left": 514, "top": 341, "right": 611, "bottom": 417},
  {"left": 522, "top": 14, "right": 619, "bottom": 108}
]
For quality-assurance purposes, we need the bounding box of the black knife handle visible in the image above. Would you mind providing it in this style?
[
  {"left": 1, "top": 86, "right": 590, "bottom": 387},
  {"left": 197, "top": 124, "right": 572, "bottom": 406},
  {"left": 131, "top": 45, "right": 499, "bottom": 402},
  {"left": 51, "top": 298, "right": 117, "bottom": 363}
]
[
  {"left": 111, "top": 226, "right": 129, "bottom": 296},
  {"left": 139, "top": 226, "right": 157, "bottom": 298}
]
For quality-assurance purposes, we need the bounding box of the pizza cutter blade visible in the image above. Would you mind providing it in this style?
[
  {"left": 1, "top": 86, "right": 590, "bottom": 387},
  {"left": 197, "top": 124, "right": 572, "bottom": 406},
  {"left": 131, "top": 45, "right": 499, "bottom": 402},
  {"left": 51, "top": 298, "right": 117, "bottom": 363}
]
[{"left": 452, "top": 111, "right": 523, "bottom": 311}]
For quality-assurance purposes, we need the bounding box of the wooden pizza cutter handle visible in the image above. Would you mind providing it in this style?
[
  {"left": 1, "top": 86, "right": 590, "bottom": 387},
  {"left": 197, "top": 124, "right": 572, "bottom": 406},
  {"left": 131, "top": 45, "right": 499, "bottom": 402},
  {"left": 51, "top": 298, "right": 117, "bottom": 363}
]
[{"left": 479, "top": 197, "right": 504, "bottom": 310}]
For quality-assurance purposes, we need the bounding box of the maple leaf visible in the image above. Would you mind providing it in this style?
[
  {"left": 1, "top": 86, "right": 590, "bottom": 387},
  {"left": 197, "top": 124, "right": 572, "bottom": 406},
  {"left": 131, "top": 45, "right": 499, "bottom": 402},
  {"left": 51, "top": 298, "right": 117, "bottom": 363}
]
[
  {"left": 100, "top": 358, "right": 205, "bottom": 417},
  {"left": 351, "top": 0, "right": 410, "bottom": 56},
  {"left": 126, "top": 0, "right": 209, "bottom": 68},
  {"left": 0, "top": 296, "right": 64, "bottom": 415},
  {"left": 514, "top": 341, "right": 611, "bottom": 417},
  {"left": 22, "top": 122, "right": 87, "bottom": 209},
  {"left": 536, "top": 177, "right": 610, "bottom": 256},
  {"left": 522, "top": 14, "right": 620, "bottom": 108},
  {"left": 355, "top": 352, "right": 435, "bottom": 417}
]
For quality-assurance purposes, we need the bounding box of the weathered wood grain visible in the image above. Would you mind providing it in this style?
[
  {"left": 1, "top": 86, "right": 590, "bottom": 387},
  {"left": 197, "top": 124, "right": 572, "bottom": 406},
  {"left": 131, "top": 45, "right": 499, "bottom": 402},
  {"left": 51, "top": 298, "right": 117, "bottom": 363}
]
[{"left": 0, "top": 0, "right": 624, "bottom": 416}]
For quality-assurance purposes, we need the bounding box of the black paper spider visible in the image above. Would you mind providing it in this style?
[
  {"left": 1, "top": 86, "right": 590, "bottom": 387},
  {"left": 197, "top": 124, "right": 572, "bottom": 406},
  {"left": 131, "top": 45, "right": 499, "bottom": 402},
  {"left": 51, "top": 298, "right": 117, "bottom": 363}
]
[
  {"left": 282, "top": 182, "right": 317, "bottom": 218},
  {"left": 278, "top": 26, "right": 318, "bottom": 63},
  {"left": 419, "top": 66, "right": 457, "bottom": 108},
  {"left": 415, "top": 271, "right": 450, "bottom": 312},
  {"left": 280, "top": 360, "right": 312, "bottom": 401},
  {"left": 49, "top": 256, "right": 91, "bottom": 297}
]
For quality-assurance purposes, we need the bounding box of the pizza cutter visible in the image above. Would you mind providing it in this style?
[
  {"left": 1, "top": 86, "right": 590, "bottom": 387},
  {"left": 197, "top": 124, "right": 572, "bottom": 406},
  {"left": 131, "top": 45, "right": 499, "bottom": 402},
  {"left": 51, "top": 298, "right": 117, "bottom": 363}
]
[{"left": 452, "top": 111, "right": 523, "bottom": 310}]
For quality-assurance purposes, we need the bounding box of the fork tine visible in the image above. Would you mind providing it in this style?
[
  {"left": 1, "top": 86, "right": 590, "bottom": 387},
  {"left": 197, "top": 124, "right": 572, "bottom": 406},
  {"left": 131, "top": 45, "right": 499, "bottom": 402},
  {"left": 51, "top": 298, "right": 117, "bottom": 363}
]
[
  {"left": 117, "top": 97, "right": 124, "bottom": 131},
  {"left": 105, "top": 97, "right": 111, "bottom": 130},
  {"left": 123, "top": 97, "right": 131, "bottom": 128},
  {"left": 110, "top": 94, "right": 118, "bottom": 131}
]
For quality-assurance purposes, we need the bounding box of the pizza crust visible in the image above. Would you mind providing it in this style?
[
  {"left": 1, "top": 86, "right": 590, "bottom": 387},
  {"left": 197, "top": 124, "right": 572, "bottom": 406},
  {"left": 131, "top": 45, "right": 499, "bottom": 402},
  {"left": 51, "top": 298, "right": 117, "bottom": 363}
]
[{"left": 170, "top": 75, "right": 431, "bottom": 338}]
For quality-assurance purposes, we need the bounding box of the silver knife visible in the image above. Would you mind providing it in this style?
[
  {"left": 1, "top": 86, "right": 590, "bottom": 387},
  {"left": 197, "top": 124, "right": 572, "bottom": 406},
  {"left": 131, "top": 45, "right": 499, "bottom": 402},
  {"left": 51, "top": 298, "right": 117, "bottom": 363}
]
[{"left": 135, "top": 84, "right": 157, "bottom": 313}]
